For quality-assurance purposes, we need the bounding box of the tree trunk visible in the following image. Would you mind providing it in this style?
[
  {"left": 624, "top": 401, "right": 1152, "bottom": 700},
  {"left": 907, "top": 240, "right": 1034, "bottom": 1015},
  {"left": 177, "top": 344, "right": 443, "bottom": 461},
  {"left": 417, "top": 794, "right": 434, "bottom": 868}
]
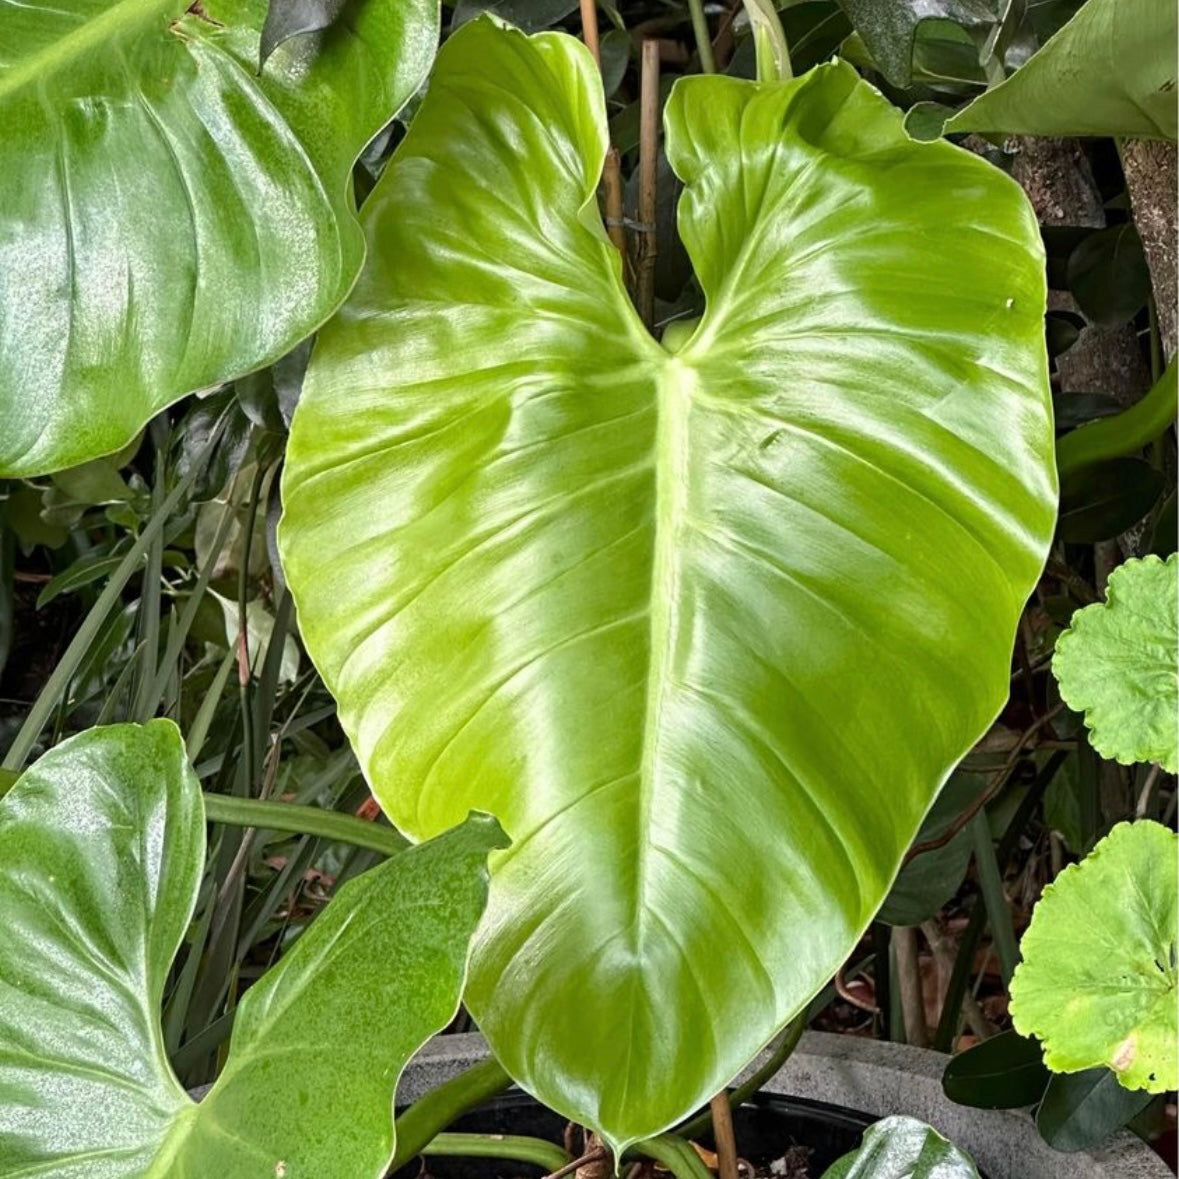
[{"left": 1121, "top": 138, "right": 1177, "bottom": 362}]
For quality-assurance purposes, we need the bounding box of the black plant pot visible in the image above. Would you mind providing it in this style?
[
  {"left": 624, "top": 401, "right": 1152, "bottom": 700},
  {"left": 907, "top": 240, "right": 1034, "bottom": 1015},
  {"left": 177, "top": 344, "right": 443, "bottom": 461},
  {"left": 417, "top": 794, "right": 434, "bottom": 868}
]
[{"left": 391, "top": 1090, "right": 884, "bottom": 1178}]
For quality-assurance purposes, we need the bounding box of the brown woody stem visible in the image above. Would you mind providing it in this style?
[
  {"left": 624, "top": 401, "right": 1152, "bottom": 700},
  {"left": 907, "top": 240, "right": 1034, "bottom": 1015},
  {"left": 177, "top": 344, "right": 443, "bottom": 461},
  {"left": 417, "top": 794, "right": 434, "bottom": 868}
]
[{"left": 637, "top": 38, "right": 661, "bottom": 327}]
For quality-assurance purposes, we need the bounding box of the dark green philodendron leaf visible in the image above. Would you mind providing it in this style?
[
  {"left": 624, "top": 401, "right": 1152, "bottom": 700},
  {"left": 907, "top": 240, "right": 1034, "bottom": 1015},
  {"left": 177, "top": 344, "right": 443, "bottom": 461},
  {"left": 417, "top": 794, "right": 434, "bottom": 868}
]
[
  {"left": 0, "top": 721, "right": 504, "bottom": 1178},
  {"left": 1009, "top": 820, "right": 1178, "bottom": 1093},
  {"left": 1057, "top": 458, "right": 1165, "bottom": 544},
  {"left": 942, "top": 1029, "right": 1051, "bottom": 1109},
  {"left": 1036, "top": 1067, "right": 1153, "bottom": 1152},
  {"left": 0, "top": 0, "right": 437, "bottom": 478},
  {"left": 822, "top": 1116, "right": 980, "bottom": 1178},
  {"left": 880, "top": 772, "right": 987, "bottom": 926},
  {"left": 834, "top": 0, "right": 996, "bottom": 86},
  {"left": 1052, "top": 554, "right": 1178, "bottom": 771},
  {"left": 1067, "top": 224, "right": 1151, "bottom": 328},
  {"left": 279, "top": 19, "right": 1056, "bottom": 1152},
  {"left": 260, "top": 0, "right": 346, "bottom": 67},
  {"left": 943, "top": 0, "right": 1177, "bottom": 140}
]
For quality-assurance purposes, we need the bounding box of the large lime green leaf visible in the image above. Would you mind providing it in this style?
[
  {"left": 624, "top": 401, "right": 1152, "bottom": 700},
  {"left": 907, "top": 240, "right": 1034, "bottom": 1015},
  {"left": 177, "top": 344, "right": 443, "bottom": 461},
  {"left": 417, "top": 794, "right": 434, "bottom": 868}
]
[
  {"left": 1009, "top": 820, "right": 1178, "bottom": 1093},
  {"left": 943, "top": 0, "right": 1177, "bottom": 140},
  {"left": 1052, "top": 554, "right": 1178, "bottom": 772},
  {"left": 0, "top": 721, "right": 504, "bottom": 1178},
  {"left": 279, "top": 19, "right": 1056, "bottom": 1152},
  {"left": 0, "top": 0, "right": 437, "bottom": 477}
]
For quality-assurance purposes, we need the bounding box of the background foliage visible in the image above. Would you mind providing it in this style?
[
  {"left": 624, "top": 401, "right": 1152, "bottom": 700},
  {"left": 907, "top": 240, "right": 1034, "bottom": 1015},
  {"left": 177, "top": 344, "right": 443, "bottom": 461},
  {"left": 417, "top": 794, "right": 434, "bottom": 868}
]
[{"left": 0, "top": 0, "right": 1174, "bottom": 1169}]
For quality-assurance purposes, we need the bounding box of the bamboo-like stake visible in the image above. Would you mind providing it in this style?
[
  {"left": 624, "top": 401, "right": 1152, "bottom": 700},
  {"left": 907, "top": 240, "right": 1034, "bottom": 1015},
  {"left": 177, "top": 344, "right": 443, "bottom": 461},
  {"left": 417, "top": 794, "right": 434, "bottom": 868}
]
[
  {"left": 892, "top": 925, "right": 930, "bottom": 1048},
  {"left": 581, "top": 0, "right": 626, "bottom": 256},
  {"left": 709, "top": 1093, "right": 740, "bottom": 1179},
  {"left": 637, "top": 38, "right": 660, "bottom": 328},
  {"left": 579, "top": 0, "right": 601, "bottom": 65}
]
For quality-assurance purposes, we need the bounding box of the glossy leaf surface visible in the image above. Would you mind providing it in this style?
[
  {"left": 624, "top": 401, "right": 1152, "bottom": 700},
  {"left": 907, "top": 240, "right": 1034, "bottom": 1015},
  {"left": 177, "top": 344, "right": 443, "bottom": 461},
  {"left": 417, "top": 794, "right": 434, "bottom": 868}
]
[
  {"left": 943, "top": 0, "right": 1178, "bottom": 140},
  {"left": 1009, "top": 820, "right": 1178, "bottom": 1092},
  {"left": 1052, "top": 554, "right": 1178, "bottom": 771},
  {"left": 0, "top": 0, "right": 436, "bottom": 477},
  {"left": 280, "top": 20, "right": 1056, "bottom": 1151},
  {"left": 822, "top": 1115, "right": 979, "bottom": 1177},
  {"left": 260, "top": 0, "right": 347, "bottom": 66},
  {"left": 0, "top": 722, "right": 199, "bottom": 1178},
  {"left": 0, "top": 721, "right": 503, "bottom": 1177},
  {"left": 164, "top": 812, "right": 506, "bottom": 1178},
  {"left": 834, "top": 0, "right": 995, "bottom": 85}
]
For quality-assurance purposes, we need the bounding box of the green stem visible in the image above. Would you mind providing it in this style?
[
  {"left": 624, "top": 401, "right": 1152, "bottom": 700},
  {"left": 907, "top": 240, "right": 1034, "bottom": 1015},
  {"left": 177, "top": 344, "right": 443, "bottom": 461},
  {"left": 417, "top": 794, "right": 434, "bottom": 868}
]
[
  {"left": 969, "top": 811, "right": 1020, "bottom": 984},
  {"left": 391, "top": 1058, "right": 514, "bottom": 1170},
  {"left": 934, "top": 751, "right": 1066, "bottom": 1051},
  {"left": 201, "top": 793, "right": 409, "bottom": 857},
  {"left": 150, "top": 480, "right": 241, "bottom": 710},
  {"left": 186, "top": 650, "right": 236, "bottom": 762},
  {"left": 675, "top": 1013, "right": 806, "bottom": 1139},
  {"left": 1147, "top": 297, "right": 1163, "bottom": 384},
  {"left": 1056, "top": 360, "right": 1176, "bottom": 479},
  {"left": 2, "top": 416, "right": 226, "bottom": 772},
  {"left": 422, "top": 1133, "right": 570, "bottom": 1173},
  {"left": 686, "top": 0, "right": 716, "bottom": 72},
  {"left": 630, "top": 1134, "right": 714, "bottom": 1179},
  {"left": 742, "top": 0, "right": 792, "bottom": 81},
  {"left": 131, "top": 425, "right": 167, "bottom": 723}
]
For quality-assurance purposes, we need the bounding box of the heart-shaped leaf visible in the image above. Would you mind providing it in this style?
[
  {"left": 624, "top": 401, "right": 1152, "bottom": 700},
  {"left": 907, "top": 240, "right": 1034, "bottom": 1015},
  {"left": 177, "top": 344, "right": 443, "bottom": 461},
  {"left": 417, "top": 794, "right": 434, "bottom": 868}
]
[
  {"left": 279, "top": 20, "right": 1056, "bottom": 1151},
  {"left": 822, "top": 1115, "right": 979, "bottom": 1178},
  {"left": 0, "top": 0, "right": 437, "bottom": 477},
  {"left": 0, "top": 721, "right": 504, "bottom": 1177},
  {"left": 1052, "top": 554, "right": 1178, "bottom": 771},
  {"left": 1010, "top": 820, "right": 1178, "bottom": 1093}
]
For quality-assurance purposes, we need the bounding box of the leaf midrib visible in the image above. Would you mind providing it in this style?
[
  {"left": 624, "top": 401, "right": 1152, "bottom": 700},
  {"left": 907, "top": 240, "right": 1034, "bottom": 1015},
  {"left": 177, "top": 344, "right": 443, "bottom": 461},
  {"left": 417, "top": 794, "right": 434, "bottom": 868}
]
[
  {"left": 0, "top": 0, "right": 183, "bottom": 102},
  {"left": 635, "top": 356, "right": 694, "bottom": 933}
]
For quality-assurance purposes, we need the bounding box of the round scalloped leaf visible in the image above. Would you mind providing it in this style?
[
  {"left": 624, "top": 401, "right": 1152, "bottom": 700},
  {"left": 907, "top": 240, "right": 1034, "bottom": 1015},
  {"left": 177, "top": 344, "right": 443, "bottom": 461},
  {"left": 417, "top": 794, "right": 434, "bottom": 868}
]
[
  {"left": 1052, "top": 554, "right": 1178, "bottom": 772},
  {"left": 1010, "top": 820, "right": 1178, "bottom": 1094}
]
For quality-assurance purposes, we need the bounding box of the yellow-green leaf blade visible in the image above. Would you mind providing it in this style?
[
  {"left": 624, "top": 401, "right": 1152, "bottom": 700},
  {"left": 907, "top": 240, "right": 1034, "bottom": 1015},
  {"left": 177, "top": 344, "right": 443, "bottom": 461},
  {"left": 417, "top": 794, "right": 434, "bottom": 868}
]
[{"left": 280, "top": 21, "right": 1056, "bottom": 1153}]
